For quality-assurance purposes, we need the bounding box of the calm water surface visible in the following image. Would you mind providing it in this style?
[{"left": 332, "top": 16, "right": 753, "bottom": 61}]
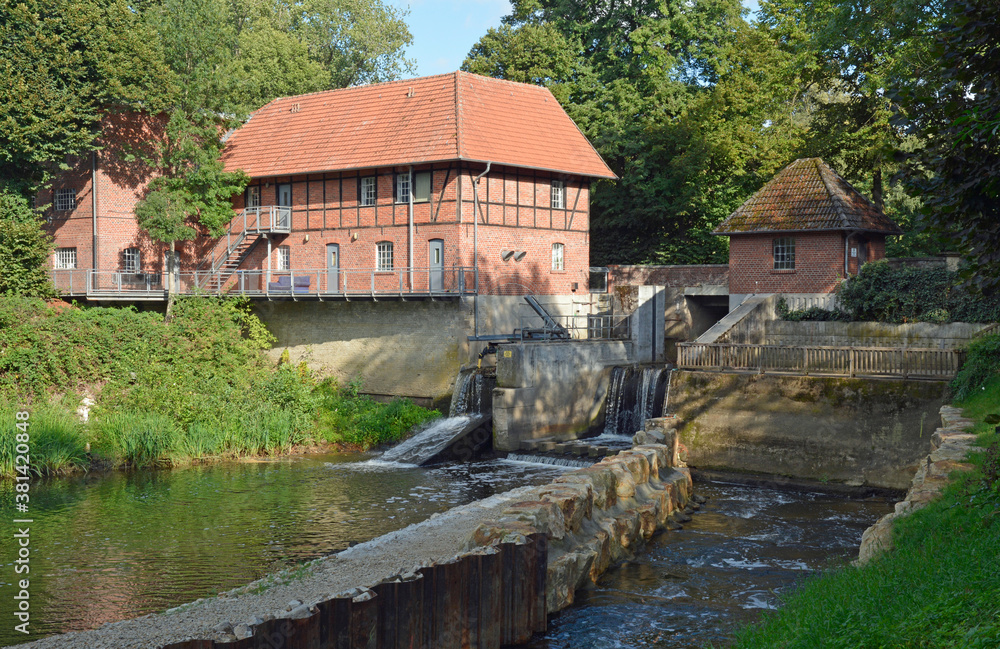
[
  {"left": 0, "top": 453, "right": 568, "bottom": 646},
  {"left": 528, "top": 480, "right": 894, "bottom": 649}
]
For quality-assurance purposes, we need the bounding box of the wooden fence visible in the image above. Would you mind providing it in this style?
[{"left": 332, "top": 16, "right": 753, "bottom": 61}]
[
  {"left": 160, "top": 533, "right": 547, "bottom": 649},
  {"left": 677, "top": 343, "right": 964, "bottom": 379}
]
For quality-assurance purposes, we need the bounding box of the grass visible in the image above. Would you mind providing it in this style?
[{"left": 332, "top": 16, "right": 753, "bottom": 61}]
[
  {"left": 0, "top": 296, "right": 440, "bottom": 477},
  {"left": 730, "top": 379, "right": 1000, "bottom": 649}
]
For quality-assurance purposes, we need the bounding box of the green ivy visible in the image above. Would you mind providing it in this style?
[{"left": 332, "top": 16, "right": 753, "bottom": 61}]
[{"left": 952, "top": 333, "right": 1000, "bottom": 401}]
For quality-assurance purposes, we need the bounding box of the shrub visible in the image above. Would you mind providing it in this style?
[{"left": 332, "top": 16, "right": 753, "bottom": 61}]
[
  {"left": 952, "top": 333, "right": 1000, "bottom": 401},
  {"left": 835, "top": 261, "right": 1000, "bottom": 324}
]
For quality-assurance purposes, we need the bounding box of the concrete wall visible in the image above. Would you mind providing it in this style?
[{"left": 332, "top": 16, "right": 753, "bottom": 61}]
[
  {"left": 763, "top": 321, "right": 990, "bottom": 349},
  {"left": 668, "top": 371, "right": 949, "bottom": 489},
  {"left": 493, "top": 340, "right": 633, "bottom": 450},
  {"left": 254, "top": 299, "right": 472, "bottom": 408}
]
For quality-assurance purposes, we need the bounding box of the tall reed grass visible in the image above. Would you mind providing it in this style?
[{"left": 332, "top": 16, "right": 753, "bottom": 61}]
[{"left": 0, "top": 406, "right": 90, "bottom": 478}]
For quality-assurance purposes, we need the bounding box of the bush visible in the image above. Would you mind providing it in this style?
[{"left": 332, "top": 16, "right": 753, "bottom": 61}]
[
  {"left": 93, "top": 411, "right": 177, "bottom": 467},
  {"left": 835, "top": 261, "right": 1000, "bottom": 324},
  {"left": 952, "top": 333, "right": 1000, "bottom": 401},
  {"left": 776, "top": 298, "right": 851, "bottom": 322},
  {"left": 313, "top": 378, "right": 439, "bottom": 449}
]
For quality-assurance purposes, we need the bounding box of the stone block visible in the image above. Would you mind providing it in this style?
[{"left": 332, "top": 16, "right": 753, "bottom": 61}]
[
  {"left": 470, "top": 520, "right": 538, "bottom": 547},
  {"left": 636, "top": 503, "right": 657, "bottom": 539},
  {"left": 499, "top": 500, "right": 567, "bottom": 540},
  {"left": 599, "top": 460, "right": 637, "bottom": 499},
  {"left": 628, "top": 445, "right": 664, "bottom": 474},
  {"left": 555, "top": 466, "right": 618, "bottom": 509},
  {"left": 538, "top": 483, "right": 593, "bottom": 533},
  {"left": 586, "top": 530, "right": 611, "bottom": 582},
  {"left": 616, "top": 451, "right": 652, "bottom": 484}
]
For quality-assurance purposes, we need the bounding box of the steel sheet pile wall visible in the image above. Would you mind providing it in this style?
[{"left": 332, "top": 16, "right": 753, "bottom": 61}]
[{"left": 159, "top": 533, "right": 547, "bottom": 649}]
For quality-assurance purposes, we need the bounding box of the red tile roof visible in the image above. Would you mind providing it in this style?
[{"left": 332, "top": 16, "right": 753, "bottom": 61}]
[
  {"left": 222, "top": 71, "right": 616, "bottom": 180},
  {"left": 714, "top": 158, "right": 902, "bottom": 235}
]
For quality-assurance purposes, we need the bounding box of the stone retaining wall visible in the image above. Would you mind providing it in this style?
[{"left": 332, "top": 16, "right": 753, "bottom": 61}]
[
  {"left": 467, "top": 418, "right": 697, "bottom": 613},
  {"left": 857, "top": 405, "right": 981, "bottom": 564}
]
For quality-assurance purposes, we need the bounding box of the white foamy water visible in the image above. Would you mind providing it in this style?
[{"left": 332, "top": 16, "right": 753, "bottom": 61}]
[{"left": 379, "top": 414, "right": 488, "bottom": 465}]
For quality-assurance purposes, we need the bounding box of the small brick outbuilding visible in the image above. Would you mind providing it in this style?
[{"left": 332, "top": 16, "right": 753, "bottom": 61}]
[{"left": 714, "top": 157, "right": 902, "bottom": 309}]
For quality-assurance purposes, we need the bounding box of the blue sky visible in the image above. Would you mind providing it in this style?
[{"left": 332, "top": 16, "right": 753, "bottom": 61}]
[{"left": 389, "top": 0, "right": 762, "bottom": 78}]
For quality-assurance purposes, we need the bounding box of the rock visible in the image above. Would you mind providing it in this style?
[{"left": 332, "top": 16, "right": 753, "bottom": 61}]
[
  {"left": 632, "top": 429, "right": 666, "bottom": 447},
  {"left": 538, "top": 483, "right": 593, "bottom": 533},
  {"left": 554, "top": 466, "right": 618, "bottom": 509},
  {"left": 233, "top": 623, "right": 253, "bottom": 640},
  {"left": 212, "top": 622, "right": 233, "bottom": 635},
  {"left": 247, "top": 616, "right": 265, "bottom": 627},
  {"left": 693, "top": 494, "right": 707, "bottom": 504},
  {"left": 285, "top": 599, "right": 303, "bottom": 611},
  {"left": 288, "top": 604, "right": 313, "bottom": 619},
  {"left": 500, "top": 500, "right": 568, "bottom": 540},
  {"left": 470, "top": 520, "right": 538, "bottom": 547}
]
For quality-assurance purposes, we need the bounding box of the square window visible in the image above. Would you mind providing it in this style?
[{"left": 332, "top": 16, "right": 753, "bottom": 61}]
[
  {"left": 55, "top": 188, "right": 76, "bottom": 211},
  {"left": 395, "top": 174, "right": 410, "bottom": 204},
  {"left": 773, "top": 237, "right": 796, "bottom": 270},
  {"left": 551, "top": 180, "right": 565, "bottom": 210},
  {"left": 54, "top": 248, "right": 77, "bottom": 269},
  {"left": 361, "top": 176, "right": 376, "bottom": 206},
  {"left": 123, "top": 248, "right": 141, "bottom": 273},
  {"left": 276, "top": 246, "right": 290, "bottom": 271},
  {"left": 377, "top": 241, "right": 393, "bottom": 271},
  {"left": 552, "top": 242, "right": 565, "bottom": 271}
]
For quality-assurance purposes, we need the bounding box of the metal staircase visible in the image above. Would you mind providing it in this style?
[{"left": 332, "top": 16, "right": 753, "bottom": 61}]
[{"left": 196, "top": 206, "right": 292, "bottom": 293}]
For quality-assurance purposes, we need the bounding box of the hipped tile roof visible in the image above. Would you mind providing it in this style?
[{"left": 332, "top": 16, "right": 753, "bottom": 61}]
[
  {"left": 714, "top": 158, "right": 903, "bottom": 235},
  {"left": 222, "top": 71, "right": 616, "bottom": 180}
]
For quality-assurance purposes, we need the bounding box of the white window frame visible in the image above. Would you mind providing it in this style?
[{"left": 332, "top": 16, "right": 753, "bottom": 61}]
[
  {"left": 361, "top": 176, "right": 376, "bottom": 206},
  {"left": 276, "top": 245, "right": 290, "bottom": 271},
  {"left": 395, "top": 173, "right": 410, "bottom": 204},
  {"left": 552, "top": 242, "right": 565, "bottom": 271},
  {"left": 123, "top": 248, "right": 141, "bottom": 273},
  {"left": 376, "top": 241, "right": 394, "bottom": 272},
  {"left": 773, "top": 237, "right": 796, "bottom": 270},
  {"left": 551, "top": 180, "right": 565, "bottom": 210},
  {"left": 55, "top": 188, "right": 76, "bottom": 211},
  {"left": 54, "top": 248, "right": 77, "bottom": 269},
  {"left": 246, "top": 185, "right": 261, "bottom": 208}
]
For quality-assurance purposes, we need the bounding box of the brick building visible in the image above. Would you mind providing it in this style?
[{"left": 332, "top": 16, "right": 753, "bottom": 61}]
[
  {"left": 44, "top": 71, "right": 616, "bottom": 300},
  {"left": 714, "top": 157, "right": 902, "bottom": 309}
]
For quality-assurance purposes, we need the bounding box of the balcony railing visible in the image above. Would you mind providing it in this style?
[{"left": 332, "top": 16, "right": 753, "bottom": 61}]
[
  {"left": 51, "top": 267, "right": 476, "bottom": 299},
  {"left": 198, "top": 206, "right": 293, "bottom": 277}
]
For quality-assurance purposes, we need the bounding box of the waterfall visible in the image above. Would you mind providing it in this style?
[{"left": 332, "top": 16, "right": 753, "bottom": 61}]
[
  {"left": 601, "top": 365, "right": 669, "bottom": 437},
  {"left": 379, "top": 414, "right": 489, "bottom": 465},
  {"left": 662, "top": 368, "right": 674, "bottom": 415},
  {"left": 450, "top": 369, "right": 496, "bottom": 416},
  {"left": 504, "top": 453, "right": 595, "bottom": 469}
]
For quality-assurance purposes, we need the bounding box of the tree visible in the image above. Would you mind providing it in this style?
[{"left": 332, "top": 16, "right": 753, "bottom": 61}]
[
  {"left": 897, "top": 0, "right": 1000, "bottom": 294},
  {"left": 0, "top": 190, "right": 57, "bottom": 298},
  {"left": 464, "top": 0, "right": 810, "bottom": 265},
  {"left": 134, "top": 112, "right": 249, "bottom": 318},
  {"left": 0, "top": 0, "right": 170, "bottom": 189}
]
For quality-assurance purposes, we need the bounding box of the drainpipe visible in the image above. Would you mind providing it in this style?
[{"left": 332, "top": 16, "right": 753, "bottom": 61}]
[
  {"left": 91, "top": 151, "right": 99, "bottom": 272},
  {"left": 408, "top": 165, "right": 414, "bottom": 290},
  {"left": 472, "top": 162, "right": 492, "bottom": 338}
]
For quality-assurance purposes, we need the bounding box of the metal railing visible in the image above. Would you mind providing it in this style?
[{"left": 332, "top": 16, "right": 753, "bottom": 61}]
[
  {"left": 198, "top": 206, "right": 292, "bottom": 276},
  {"left": 52, "top": 267, "right": 476, "bottom": 299},
  {"left": 677, "top": 342, "right": 964, "bottom": 379},
  {"left": 511, "top": 311, "right": 631, "bottom": 341}
]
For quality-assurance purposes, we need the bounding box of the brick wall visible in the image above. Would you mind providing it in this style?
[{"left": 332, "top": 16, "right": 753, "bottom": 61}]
[
  {"left": 607, "top": 264, "right": 729, "bottom": 289},
  {"left": 728, "top": 232, "right": 848, "bottom": 294}
]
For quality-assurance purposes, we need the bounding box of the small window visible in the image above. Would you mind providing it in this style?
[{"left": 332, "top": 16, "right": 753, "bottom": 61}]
[
  {"left": 589, "top": 267, "right": 608, "bottom": 293},
  {"left": 123, "top": 248, "right": 141, "bottom": 273},
  {"left": 552, "top": 242, "right": 565, "bottom": 271},
  {"left": 413, "top": 171, "right": 431, "bottom": 202},
  {"left": 276, "top": 245, "right": 290, "bottom": 271},
  {"left": 395, "top": 173, "right": 411, "bottom": 204},
  {"left": 360, "top": 176, "right": 376, "bottom": 206},
  {"left": 55, "top": 188, "right": 76, "bottom": 211},
  {"left": 54, "top": 248, "right": 77, "bottom": 269},
  {"left": 551, "top": 180, "right": 565, "bottom": 210},
  {"left": 377, "top": 241, "right": 393, "bottom": 271},
  {"left": 246, "top": 185, "right": 261, "bottom": 208},
  {"left": 29, "top": 194, "right": 38, "bottom": 210},
  {"left": 773, "top": 237, "right": 796, "bottom": 270}
]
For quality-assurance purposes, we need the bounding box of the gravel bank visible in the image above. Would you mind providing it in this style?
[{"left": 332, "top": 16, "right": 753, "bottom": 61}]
[{"left": 14, "top": 485, "right": 543, "bottom": 649}]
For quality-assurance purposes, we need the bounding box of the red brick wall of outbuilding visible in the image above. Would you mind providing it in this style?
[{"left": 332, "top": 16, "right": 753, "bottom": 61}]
[{"left": 728, "top": 232, "right": 848, "bottom": 294}]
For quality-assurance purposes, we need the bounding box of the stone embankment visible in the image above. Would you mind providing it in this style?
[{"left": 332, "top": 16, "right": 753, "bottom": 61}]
[
  {"left": 857, "top": 405, "right": 981, "bottom": 564},
  {"left": 467, "top": 417, "right": 698, "bottom": 612}
]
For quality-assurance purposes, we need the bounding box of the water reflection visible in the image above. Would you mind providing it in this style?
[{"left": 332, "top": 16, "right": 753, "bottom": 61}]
[
  {"left": 528, "top": 480, "right": 894, "bottom": 649},
  {"left": 0, "top": 454, "right": 567, "bottom": 646}
]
